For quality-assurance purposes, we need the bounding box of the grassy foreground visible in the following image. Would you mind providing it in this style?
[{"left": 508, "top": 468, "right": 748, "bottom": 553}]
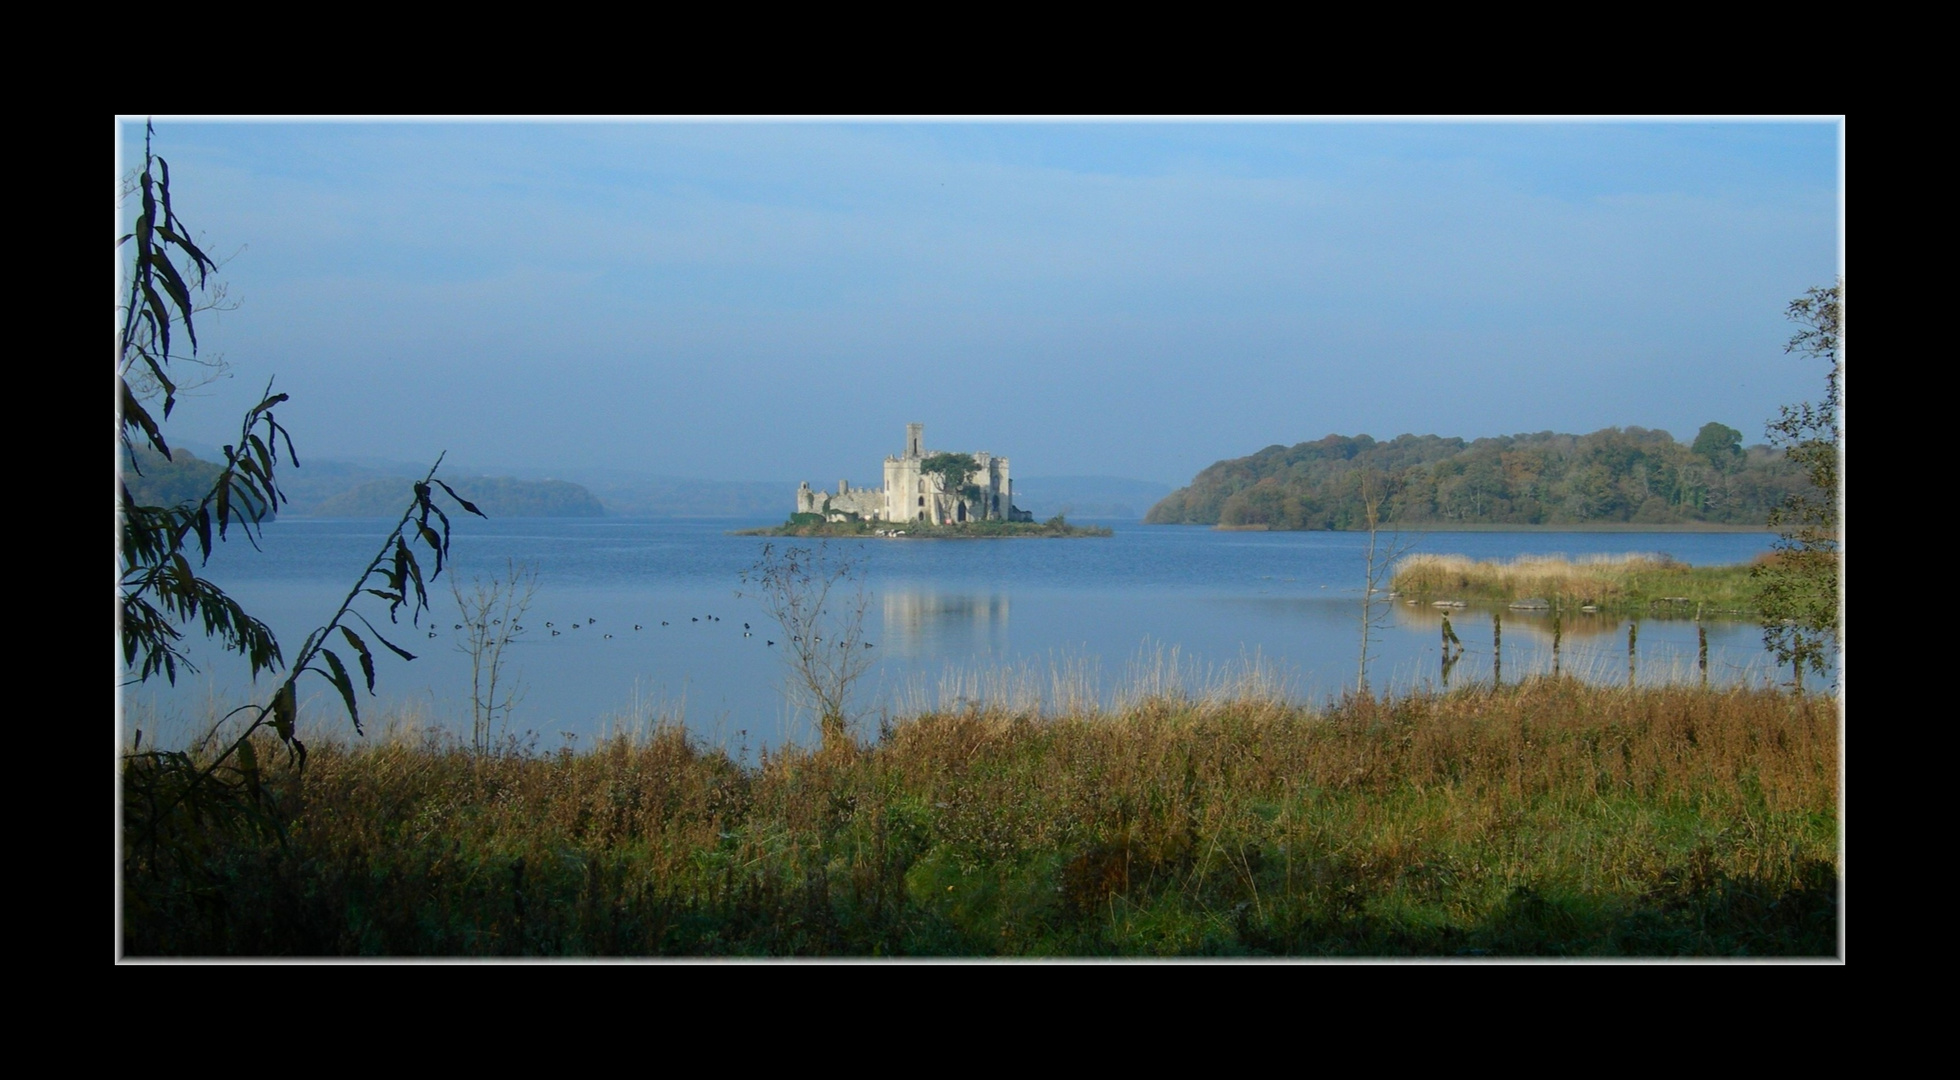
[
  {"left": 121, "top": 680, "right": 1838, "bottom": 958},
  {"left": 1392, "top": 553, "right": 1768, "bottom": 617}
]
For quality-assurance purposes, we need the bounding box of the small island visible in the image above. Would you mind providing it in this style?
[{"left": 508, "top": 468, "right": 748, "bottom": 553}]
[
  {"left": 739, "top": 513, "right": 1110, "bottom": 539},
  {"left": 1390, "top": 552, "right": 1769, "bottom": 618},
  {"left": 742, "top": 422, "right": 1111, "bottom": 539}
]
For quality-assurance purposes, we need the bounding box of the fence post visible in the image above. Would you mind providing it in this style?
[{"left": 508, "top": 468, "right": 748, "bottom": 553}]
[
  {"left": 1441, "top": 612, "right": 1460, "bottom": 689},
  {"left": 1627, "top": 621, "right": 1638, "bottom": 690},
  {"left": 1698, "top": 622, "right": 1708, "bottom": 690},
  {"left": 1493, "top": 610, "right": 1503, "bottom": 688},
  {"left": 1552, "top": 609, "right": 1562, "bottom": 679}
]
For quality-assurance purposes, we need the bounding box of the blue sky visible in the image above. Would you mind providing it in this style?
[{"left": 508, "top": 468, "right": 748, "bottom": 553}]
[{"left": 117, "top": 118, "right": 1843, "bottom": 487}]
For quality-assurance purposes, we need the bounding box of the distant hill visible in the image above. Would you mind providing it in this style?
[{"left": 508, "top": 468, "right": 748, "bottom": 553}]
[
  {"left": 1012, "top": 476, "right": 1176, "bottom": 520},
  {"left": 1147, "top": 426, "right": 1805, "bottom": 530},
  {"left": 150, "top": 450, "right": 801, "bottom": 518},
  {"left": 563, "top": 474, "right": 793, "bottom": 518},
  {"left": 152, "top": 446, "right": 438, "bottom": 517},
  {"left": 270, "top": 459, "right": 398, "bottom": 516},
  {"left": 312, "top": 475, "right": 604, "bottom": 518},
  {"left": 120, "top": 446, "right": 272, "bottom": 520}
]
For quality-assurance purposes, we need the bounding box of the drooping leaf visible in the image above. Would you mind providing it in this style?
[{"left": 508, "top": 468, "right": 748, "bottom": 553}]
[
  {"left": 235, "top": 736, "right": 261, "bottom": 795},
  {"left": 246, "top": 392, "right": 290, "bottom": 421},
  {"left": 151, "top": 252, "right": 198, "bottom": 351},
  {"left": 193, "top": 506, "right": 213, "bottom": 563},
  {"left": 139, "top": 280, "right": 174, "bottom": 360},
  {"left": 436, "top": 479, "right": 486, "bottom": 518},
  {"left": 274, "top": 420, "right": 299, "bottom": 469},
  {"left": 121, "top": 379, "right": 169, "bottom": 459},
  {"left": 340, "top": 626, "right": 377, "bottom": 693},
  {"left": 398, "top": 538, "right": 428, "bottom": 614},
  {"left": 213, "top": 473, "right": 233, "bottom": 539},
  {"left": 271, "top": 683, "right": 296, "bottom": 743},
  {"left": 356, "top": 614, "right": 417, "bottom": 661},
  {"left": 390, "top": 540, "right": 411, "bottom": 619},
  {"left": 321, "top": 649, "right": 362, "bottom": 735}
]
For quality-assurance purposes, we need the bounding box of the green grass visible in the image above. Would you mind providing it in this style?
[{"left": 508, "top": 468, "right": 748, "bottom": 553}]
[
  {"left": 122, "top": 678, "right": 1838, "bottom": 957},
  {"left": 1392, "top": 552, "right": 1769, "bottom": 617}
]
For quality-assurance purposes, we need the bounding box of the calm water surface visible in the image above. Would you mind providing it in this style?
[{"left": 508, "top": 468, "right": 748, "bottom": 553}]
[{"left": 122, "top": 518, "right": 1790, "bottom": 753}]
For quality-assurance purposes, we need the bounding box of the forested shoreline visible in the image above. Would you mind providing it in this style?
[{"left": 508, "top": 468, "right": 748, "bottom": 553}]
[
  {"left": 121, "top": 447, "right": 605, "bottom": 519},
  {"left": 313, "top": 475, "right": 604, "bottom": 517},
  {"left": 121, "top": 446, "right": 273, "bottom": 520},
  {"left": 1146, "top": 425, "right": 1805, "bottom": 530}
]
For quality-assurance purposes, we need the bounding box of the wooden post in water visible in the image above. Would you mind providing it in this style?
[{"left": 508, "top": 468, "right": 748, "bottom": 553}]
[
  {"left": 1698, "top": 623, "right": 1708, "bottom": 690},
  {"left": 1440, "top": 613, "right": 1450, "bottom": 686},
  {"left": 1552, "top": 609, "right": 1562, "bottom": 679},
  {"left": 1440, "top": 612, "right": 1461, "bottom": 688},
  {"left": 1627, "top": 621, "right": 1638, "bottom": 690},
  {"left": 1493, "top": 610, "right": 1502, "bottom": 687}
]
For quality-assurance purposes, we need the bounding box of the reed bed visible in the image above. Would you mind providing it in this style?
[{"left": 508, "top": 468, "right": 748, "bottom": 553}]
[
  {"left": 121, "top": 678, "right": 1839, "bottom": 958},
  {"left": 891, "top": 642, "right": 1295, "bottom": 722},
  {"left": 1391, "top": 552, "right": 1763, "bottom": 615}
]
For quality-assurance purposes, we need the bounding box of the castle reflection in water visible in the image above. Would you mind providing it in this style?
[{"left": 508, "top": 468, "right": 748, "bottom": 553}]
[{"left": 880, "top": 590, "right": 1010, "bottom": 657}]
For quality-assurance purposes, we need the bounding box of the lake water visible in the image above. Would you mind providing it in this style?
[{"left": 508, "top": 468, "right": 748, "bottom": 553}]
[{"left": 121, "top": 518, "right": 1793, "bottom": 754}]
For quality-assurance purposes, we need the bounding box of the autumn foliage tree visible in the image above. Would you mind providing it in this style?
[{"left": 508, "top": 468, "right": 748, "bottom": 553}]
[{"left": 1752, "top": 280, "right": 1842, "bottom": 688}]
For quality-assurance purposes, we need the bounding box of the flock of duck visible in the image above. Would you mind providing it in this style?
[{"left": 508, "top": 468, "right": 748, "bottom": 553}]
[{"left": 427, "top": 614, "right": 873, "bottom": 651}]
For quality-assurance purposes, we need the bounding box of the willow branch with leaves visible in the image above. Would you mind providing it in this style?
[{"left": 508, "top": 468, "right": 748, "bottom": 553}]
[{"left": 118, "top": 121, "right": 298, "bottom": 687}]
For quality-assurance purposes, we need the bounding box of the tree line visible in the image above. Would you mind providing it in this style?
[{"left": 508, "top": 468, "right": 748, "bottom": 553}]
[
  {"left": 122, "top": 444, "right": 273, "bottom": 522},
  {"left": 123, "top": 445, "right": 604, "bottom": 519},
  {"left": 312, "top": 475, "right": 604, "bottom": 517},
  {"left": 1145, "top": 424, "right": 1804, "bottom": 529}
]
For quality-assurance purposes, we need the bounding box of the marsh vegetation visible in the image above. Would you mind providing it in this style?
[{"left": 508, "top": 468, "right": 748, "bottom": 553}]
[
  {"left": 122, "top": 676, "right": 1836, "bottom": 958},
  {"left": 1391, "top": 553, "right": 1769, "bottom": 618}
]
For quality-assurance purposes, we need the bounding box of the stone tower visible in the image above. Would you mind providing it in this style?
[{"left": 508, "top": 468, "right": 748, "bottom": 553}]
[{"left": 798, "top": 421, "right": 1032, "bottom": 525}]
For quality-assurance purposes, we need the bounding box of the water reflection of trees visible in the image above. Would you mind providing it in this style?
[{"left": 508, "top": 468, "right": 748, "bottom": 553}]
[{"left": 880, "top": 590, "right": 1010, "bottom": 656}]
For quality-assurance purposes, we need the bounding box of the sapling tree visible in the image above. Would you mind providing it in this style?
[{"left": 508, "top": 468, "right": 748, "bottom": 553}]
[
  {"left": 1355, "top": 468, "right": 1414, "bottom": 694},
  {"left": 738, "top": 542, "right": 873, "bottom": 751},
  {"left": 452, "top": 560, "right": 539, "bottom": 754}
]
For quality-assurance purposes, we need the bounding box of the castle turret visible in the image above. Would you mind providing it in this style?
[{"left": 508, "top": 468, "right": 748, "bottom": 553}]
[{"left": 799, "top": 421, "right": 1028, "bottom": 525}]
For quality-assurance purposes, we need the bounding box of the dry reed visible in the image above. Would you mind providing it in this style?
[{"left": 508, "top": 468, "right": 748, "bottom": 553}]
[
  {"left": 122, "top": 675, "right": 1839, "bottom": 958},
  {"left": 1392, "top": 553, "right": 1760, "bottom": 615}
]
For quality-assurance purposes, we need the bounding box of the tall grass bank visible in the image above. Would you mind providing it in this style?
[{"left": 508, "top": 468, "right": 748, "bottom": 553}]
[
  {"left": 122, "top": 680, "right": 1838, "bottom": 958},
  {"left": 1392, "top": 553, "right": 1765, "bottom": 616}
]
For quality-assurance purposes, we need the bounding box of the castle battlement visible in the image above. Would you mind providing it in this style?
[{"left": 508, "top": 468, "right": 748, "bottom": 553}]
[{"left": 799, "top": 423, "right": 1034, "bottom": 524}]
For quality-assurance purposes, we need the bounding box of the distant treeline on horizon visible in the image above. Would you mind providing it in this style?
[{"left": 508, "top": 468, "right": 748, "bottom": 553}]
[
  {"left": 311, "top": 475, "right": 604, "bottom": 518},
  {"left": 120, "top": 447, "right": 605, "bottom": 519},
  {"left": 1146, "top": 424, "right": 1805, "bottom": 530}
]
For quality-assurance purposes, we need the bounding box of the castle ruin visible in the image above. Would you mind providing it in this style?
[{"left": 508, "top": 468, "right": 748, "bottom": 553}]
[{"left": 796, "top": 422, "right": 1035, "bottom": 525}]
